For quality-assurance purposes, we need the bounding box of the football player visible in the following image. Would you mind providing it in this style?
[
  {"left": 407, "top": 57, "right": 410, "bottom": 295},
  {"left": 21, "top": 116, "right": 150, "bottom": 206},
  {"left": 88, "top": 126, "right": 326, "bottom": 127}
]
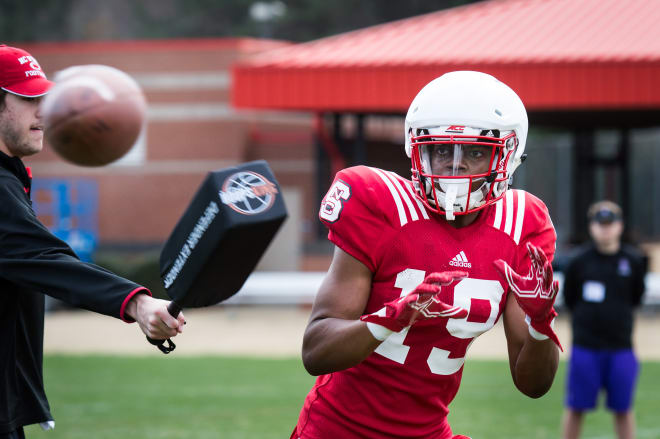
[{"left": 291, "top": 71, "right": 561, "bottom": 439}]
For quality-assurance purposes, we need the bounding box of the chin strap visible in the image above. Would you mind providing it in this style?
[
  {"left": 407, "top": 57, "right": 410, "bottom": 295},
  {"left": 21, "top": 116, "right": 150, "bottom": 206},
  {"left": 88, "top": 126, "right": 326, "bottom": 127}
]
[{"left": 444, "top": 185, "right": 458, "bottom": 220}]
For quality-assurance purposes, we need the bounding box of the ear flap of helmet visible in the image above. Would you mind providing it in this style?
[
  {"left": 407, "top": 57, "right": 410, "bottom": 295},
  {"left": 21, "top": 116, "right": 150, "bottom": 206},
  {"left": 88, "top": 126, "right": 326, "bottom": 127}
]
[{"left": 405, "top": 126, "right": 413, "bottom": 158}]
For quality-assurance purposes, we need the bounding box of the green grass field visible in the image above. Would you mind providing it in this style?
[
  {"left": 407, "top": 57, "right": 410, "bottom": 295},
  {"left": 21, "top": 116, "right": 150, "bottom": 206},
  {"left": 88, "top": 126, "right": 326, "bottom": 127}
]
[{"left": 25, "top": 356, "right": 660, "bottom": 439}]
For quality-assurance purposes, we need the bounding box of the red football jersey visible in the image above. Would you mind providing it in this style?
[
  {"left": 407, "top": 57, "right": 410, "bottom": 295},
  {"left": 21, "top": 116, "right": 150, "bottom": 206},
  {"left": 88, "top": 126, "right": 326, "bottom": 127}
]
[{"left": 293, "top": 166, "right": 556, "bottom": 439}]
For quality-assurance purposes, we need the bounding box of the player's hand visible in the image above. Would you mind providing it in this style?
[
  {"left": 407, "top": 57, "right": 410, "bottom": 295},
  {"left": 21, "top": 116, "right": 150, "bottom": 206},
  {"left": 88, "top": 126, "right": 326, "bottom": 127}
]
[
  {"left": 360, "top": 271, "right": 468, "bottom": 338},
  {"left": 129, "top": 294, "right": 185, "bottom": 340},
  {"left": 493, "top": 242, "right": 562, "bottom": 350}
]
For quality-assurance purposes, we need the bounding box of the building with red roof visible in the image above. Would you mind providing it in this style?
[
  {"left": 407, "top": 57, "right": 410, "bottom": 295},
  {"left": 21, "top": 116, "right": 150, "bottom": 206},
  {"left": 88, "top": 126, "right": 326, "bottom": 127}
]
[{"left": 234, "top": 0, "right": 660, "bottom": 113}]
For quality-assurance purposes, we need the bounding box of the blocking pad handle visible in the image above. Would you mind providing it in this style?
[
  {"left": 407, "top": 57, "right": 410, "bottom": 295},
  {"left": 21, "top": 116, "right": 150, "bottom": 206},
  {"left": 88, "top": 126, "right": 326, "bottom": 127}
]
[{"left": 146, "top": 301, "right": 182, "bottom": 354}]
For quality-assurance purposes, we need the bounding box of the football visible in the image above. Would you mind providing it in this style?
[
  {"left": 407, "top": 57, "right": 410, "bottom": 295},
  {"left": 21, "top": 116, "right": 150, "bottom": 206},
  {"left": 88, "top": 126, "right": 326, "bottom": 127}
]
[{"left": 41, "top": 64, "right": 147, "bottom": 167}]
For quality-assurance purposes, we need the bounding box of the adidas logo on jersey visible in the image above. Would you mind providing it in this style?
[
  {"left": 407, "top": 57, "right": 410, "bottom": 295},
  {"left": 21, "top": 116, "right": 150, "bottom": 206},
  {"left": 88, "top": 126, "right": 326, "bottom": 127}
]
[{"left": 449, "top": 251, "right": 471, "bottom": 268}]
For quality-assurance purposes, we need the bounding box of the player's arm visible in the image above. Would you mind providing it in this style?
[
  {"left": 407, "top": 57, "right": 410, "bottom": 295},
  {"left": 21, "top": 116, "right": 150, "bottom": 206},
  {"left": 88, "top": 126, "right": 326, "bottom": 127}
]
[
  {"left": 305, "top": 167, "right": 466, "bottom": 374},
  {"left": 302, "top": 245, "right": 467, "bottom": 375},
  {"left": 496, "top": 242, "right": 561, "bottom": 398},
  {"left": 301, "top": 245, "right": 381, "bottom": 376},
  {"left": 502, "top": 292, "right": 559, "bottom": 398}
]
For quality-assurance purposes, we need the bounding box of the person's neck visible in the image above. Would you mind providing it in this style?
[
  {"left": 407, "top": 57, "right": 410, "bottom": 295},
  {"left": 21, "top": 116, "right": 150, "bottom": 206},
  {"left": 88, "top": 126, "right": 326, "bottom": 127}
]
[
  {"left": 0, "top": 143, "right": 11, "bottom": 157},
  {"left": 445, "top": 211, "right": 480, "bottom": 228},
  {"left": 595, "top": 241, "right": 620, "bottom": 255}
]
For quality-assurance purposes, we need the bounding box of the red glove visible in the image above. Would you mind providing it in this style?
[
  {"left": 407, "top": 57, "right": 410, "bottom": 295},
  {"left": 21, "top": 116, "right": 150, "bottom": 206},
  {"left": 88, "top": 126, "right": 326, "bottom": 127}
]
[
  {"left": 493, "top": 242, "right": 562, "bottom": 350},
  {"left": 361, "top": 271, "right": 468, "bottom": 338}
]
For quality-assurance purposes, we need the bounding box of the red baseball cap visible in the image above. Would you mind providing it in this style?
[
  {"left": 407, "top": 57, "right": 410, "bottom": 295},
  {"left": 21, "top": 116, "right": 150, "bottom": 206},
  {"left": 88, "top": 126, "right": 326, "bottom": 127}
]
[{"left": 0, "top": 44, "right": 53, "bottom": 97}]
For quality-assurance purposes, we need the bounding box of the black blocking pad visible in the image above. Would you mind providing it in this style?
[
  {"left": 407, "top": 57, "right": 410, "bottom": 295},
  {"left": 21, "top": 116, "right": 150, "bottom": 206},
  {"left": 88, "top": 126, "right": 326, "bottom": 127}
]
[{"left": 159, "top": 160, "right": 288, "bottom": 308}]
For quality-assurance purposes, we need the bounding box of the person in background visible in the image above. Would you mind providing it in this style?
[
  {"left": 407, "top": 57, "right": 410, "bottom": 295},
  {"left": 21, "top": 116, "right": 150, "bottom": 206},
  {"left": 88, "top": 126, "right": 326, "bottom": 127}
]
[
  {"left": 0, "top": 44, "right": 185, "bottom": 439},
  {"left": 561, "top": 200, "right": 647, "bottom": 439}
]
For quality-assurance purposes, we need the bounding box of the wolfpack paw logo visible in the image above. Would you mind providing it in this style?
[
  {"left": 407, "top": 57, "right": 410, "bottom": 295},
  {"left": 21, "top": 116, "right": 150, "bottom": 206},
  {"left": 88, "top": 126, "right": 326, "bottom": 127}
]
[{"left": 218, "top": 171, "right": 278, "bottom": 215}]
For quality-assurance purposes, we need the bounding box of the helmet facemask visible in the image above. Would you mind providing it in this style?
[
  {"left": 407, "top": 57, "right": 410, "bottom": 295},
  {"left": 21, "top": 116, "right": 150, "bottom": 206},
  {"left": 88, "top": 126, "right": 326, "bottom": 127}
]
[{"left": 410, "top": 126, "right": 518, "bottom": 220}]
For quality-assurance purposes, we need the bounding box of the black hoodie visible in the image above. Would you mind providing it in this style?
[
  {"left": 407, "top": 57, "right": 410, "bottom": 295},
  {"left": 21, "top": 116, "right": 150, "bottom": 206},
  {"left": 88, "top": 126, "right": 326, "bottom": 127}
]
[{"left": 0, "top": 151, "right": 147, "bottom": 433}]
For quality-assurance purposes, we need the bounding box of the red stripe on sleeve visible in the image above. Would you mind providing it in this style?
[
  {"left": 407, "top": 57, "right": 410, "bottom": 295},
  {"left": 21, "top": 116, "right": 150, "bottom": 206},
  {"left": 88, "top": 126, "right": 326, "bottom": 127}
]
[{"left": 120, "top": 287, "right": 153, "bottom": 323}]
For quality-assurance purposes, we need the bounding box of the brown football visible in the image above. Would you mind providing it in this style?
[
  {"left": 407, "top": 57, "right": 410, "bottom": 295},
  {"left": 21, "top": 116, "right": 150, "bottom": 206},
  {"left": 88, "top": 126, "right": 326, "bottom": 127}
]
[{"left": 41, "top": 64, "right": 147, "bottom": 167}]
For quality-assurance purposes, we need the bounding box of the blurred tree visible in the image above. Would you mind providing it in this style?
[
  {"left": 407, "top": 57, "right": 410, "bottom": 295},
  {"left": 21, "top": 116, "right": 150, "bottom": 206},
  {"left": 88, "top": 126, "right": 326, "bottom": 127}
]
[
  {"left": 1, "top": 0, "right": 480, "bottom": 42},
  {"left": 271, "top": 0, "right": 475, "bottom": 42},
  {"left": 0, "top": 0, "right": 76, "bottom": 41}
]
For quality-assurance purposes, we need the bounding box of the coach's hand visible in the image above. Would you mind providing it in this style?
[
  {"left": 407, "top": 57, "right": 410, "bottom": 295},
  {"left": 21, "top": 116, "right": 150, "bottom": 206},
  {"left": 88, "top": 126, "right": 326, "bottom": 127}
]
[
  {"left": 127, "top": 294, "right": 185, "bottom": 339},
  {"left": 493, "top": 242, "right": 562, "bottom": 350},
  {"left": 360, "top": 271, "right": 468, "bottom": 340}
]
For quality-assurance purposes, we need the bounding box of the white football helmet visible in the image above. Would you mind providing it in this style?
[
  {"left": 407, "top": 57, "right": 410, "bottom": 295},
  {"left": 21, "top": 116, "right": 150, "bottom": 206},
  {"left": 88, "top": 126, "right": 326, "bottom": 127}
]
[{"left": 405, "top": 71, "right": 528, "bottom": 220}]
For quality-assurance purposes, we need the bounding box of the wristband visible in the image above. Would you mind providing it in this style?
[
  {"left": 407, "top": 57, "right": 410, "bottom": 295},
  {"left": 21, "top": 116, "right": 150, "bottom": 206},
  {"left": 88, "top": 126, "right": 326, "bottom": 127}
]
[
  {"left": 524, "top": 314, "right": 552, "bottom": 341},
  {"left": 366, "top": 322, "right": 394, "bottom": 341}
]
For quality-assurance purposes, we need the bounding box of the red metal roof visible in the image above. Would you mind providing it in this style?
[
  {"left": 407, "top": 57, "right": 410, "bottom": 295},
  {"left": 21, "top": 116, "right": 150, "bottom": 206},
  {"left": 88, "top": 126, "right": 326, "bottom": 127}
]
[{"left": 233, "top": 0, "right": 660, "bottom": 112}]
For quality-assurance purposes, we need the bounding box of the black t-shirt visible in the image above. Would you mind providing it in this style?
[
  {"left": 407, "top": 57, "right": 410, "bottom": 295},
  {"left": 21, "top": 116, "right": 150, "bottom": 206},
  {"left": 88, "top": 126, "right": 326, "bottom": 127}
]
[{"left": 562, "top": 243, "right": 647, "bottom": 350}]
